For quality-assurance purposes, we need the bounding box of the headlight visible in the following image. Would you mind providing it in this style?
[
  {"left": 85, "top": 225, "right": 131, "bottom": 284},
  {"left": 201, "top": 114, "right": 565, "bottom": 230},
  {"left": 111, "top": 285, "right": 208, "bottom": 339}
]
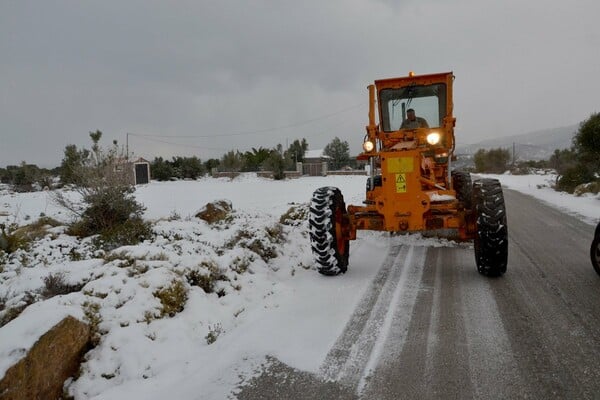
[
  {"left": 362, "top": 140, "right": 374, "bottom": 152},
  {"left": 426, "top": 132, "right": 441, "bottom": 145}
]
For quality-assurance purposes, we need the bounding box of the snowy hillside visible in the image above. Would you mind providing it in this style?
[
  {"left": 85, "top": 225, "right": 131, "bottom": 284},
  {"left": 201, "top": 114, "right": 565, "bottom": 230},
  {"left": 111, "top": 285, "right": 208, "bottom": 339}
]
[
  {"left": 0, "top": 173, "right": 597, "bottom": 399},
  {"left": 457, "top": 124, "right": 577, "bottom": 160}
]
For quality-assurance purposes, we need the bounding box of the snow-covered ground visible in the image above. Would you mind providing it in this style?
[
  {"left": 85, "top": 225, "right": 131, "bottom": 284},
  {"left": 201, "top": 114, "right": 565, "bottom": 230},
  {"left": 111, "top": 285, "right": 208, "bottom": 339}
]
[{"left": 0, "top": 172, "right": 598, "bottom": 399}]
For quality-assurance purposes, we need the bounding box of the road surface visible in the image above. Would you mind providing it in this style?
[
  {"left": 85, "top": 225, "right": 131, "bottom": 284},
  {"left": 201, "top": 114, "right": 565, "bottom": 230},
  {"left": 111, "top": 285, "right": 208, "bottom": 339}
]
[{"left": 236, "top": 188, "right": 600, "bottom": 399}]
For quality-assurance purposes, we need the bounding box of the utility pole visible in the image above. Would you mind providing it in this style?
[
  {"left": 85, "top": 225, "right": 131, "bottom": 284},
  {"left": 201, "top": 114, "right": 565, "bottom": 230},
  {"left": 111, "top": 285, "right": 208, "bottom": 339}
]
[
  {"left": 512, "top": 142, "right": 516, "bottom": 167},
  {"left": 126, "top": 133, "right": 130, "bottom": 160}
]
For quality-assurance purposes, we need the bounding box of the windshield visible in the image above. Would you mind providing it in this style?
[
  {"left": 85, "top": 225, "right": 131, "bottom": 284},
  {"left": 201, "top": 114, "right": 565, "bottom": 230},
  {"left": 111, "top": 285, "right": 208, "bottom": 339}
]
[{"left": 379, "top": 83, "right": 447, "bottom": 131}]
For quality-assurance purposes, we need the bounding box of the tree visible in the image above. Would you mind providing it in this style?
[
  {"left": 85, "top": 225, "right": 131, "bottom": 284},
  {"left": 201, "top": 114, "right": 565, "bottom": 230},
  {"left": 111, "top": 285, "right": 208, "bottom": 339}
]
[
  {"left": 555, "top": 113, "right": 600, "bottom": 193},
  {"left": 0, "top": 167, "right": 8, "bottom": 184},
  {"left": 549, "top": 148, "right": 577, "bottom": 175},
  {"left": 60, "top": 144, "right": 89, "bottom": 185},
  {"left": 284, "top": 138, "right": 308, "bottom": 170},
  {"left": 11, "top": 162, "right": 39, "bottom": 191},
  {"left": 242, "top": 147, "right": 271, "bottom": 171},
  {"left": 323, "top": 137, "right": 350, "bottom": 170},
  {"left": 572, "top": 112, "right": 600, "bottom": 176},
  {"left": 150, "top": 157, "right": 176, "bottom": 181},
  {"left": 204, "top": 158, "right": 220, "bottom": 173},
  {"left": 286, "top": 139, "right": 308, "bottom": 163},
  {"left": 220, "top": 150, "right": 243, "bottom": 172},
  {"left": 171, "top": 156, "right": 205, "bottom": 179},
  {"left": 473, "top": 148, "right": 510, "bottom": 173},
  {"left": 263, "top": 149, "right": 286, "bottom": 180}
]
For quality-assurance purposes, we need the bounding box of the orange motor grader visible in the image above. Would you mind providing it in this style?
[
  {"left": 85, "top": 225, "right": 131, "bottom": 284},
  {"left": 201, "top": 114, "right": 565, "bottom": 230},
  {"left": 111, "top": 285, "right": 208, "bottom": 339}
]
[{"left": 309, "top": 71, "right": 508, "bottom": 277}]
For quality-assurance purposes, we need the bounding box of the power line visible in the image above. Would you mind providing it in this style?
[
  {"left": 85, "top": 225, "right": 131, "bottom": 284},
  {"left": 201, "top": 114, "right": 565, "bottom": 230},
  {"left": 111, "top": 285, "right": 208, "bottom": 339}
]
[
  {"left": 130, "top": 135, "right": 229, "bottom": 152},
  {"left": 129, "top": 102, "right": 365, "bottom": 139}
]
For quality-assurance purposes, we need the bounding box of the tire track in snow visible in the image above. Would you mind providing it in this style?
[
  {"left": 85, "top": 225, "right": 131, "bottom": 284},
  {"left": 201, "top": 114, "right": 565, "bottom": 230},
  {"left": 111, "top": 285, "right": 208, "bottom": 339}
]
[
  {"left": 319, "top": 243, "right": 427, "bottom": 394},
  {"left": 319, "top": 242, "right": 403, "bottom": 383}
]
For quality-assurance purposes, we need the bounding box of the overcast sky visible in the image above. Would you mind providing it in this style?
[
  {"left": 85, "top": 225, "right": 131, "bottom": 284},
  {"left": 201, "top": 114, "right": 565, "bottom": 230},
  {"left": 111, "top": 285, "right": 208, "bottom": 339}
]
[{"left": 1, "top": 0, "right": 599, "bottom": 167}]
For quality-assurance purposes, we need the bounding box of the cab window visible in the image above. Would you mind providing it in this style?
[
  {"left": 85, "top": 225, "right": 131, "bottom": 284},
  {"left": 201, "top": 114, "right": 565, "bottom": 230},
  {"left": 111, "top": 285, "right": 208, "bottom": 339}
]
[{"left": 380, "top": 83, "right": 447, "bottom": 131}]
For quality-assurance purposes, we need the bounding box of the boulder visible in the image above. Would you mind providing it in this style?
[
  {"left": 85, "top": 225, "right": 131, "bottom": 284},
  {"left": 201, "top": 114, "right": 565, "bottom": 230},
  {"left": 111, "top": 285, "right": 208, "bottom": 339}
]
[
  {"left": 0, "top": 316, "right": 90, "bottom": 400},
  {"left": 195, "top": 200, "right": 233, "bottom": 224},
  {"left": 574, "top": 182, "right": 600, "bottom": 196}
]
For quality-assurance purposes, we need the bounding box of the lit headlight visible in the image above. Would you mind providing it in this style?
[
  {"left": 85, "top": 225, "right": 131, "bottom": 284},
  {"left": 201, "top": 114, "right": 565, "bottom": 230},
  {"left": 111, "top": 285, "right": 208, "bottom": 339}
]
[
  {"left": 426, "top": 132, "right": 441, "bottom": 145},
  {"left": 362, "top": 140, "right": 374, "bottom": 152}
]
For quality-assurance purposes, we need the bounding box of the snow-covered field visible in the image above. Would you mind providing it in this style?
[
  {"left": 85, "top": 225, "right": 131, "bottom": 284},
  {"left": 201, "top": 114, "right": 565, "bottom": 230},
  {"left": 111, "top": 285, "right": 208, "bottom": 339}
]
[{"left": 0, "top": 173, "right": 598, "bottom": 399}]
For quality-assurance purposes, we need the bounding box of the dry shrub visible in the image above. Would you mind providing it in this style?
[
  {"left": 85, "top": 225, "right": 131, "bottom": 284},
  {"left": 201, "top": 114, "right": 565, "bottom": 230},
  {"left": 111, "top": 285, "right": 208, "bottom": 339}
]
[
  {"left": 279, "top": 203, "right": 309, "bottom": 226},
  {"left": 42, "top": 272, "right": 86, "bottom": 298},
  {"left": 154, "top": 280, "right": 188, "bottom": 317},
  {"left": 0, "top": 292, "right": 37, "bottom": 328},
  {"left": 185, "top": 261, "right": 229, "bottom": 294}
]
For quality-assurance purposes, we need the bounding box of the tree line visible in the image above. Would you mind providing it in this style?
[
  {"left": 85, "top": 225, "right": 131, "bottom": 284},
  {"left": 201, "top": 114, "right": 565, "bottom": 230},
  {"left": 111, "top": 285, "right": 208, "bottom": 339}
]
[
  {"left": 1, "top": 135, "right": 354, "bottom": 189},
  {"left": 2, "top": 112, "right": 599, "bottom": 195}
]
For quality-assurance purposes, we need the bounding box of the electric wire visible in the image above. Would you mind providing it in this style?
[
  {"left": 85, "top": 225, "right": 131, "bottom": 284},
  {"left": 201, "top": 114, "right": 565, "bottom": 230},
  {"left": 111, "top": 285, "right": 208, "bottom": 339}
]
[{"left": 129, "top": 102, "right": 365, "bottom": 139}]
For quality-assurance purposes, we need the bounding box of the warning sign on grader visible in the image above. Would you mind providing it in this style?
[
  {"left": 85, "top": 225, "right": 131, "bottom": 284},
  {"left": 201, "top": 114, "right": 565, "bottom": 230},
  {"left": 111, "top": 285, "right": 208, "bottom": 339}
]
[{"left": 395, "top": 174, "right": 407, "bottom": 193}]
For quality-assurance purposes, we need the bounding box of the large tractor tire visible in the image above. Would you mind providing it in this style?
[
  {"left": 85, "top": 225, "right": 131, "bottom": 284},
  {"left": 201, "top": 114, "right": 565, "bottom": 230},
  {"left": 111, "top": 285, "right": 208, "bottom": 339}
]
[
  {"left": 473, "top": 179, "right": 508, "bottom": 276},
  {"left": 591, "top": 222, "right": 600, "bottom": 276},
  {"left": 309, "top": 187, "right": 349, "bottom": 276},
  {"left": 451, "top": 170, "right": 473, "bottom": 210}
]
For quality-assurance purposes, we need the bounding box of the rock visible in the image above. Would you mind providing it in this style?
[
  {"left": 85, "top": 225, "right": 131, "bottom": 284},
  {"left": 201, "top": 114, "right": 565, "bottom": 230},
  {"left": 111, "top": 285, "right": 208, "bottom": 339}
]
[
  {"left": 195, "top": 200, "right": 233, "bottom": 224},
  {"left": 0, "top": 316, "right": 90, "bottom": 400},
  {"left": 573, "top": 181, "right": 600, "bottom": 196}
]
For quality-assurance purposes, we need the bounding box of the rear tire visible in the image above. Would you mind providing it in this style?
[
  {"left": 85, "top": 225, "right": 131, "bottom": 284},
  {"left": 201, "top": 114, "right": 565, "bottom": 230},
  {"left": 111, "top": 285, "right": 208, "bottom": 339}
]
[
  {"left": 591, "top": 222, "right": 600, "bottom": 276},
  {"left": 452, "top": 171, "right": 472, "bottom": 210},
  {"left": 309, "top": 187, "right": 349, "bottom": 275},
  {"left": 473, "top": 179, "right": 508, "bottom": 276}
]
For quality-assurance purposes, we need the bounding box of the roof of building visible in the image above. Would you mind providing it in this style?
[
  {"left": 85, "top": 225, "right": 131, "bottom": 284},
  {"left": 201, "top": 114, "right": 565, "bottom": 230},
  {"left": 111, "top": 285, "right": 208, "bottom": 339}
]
[{"left": 304, "top": 149, "right": 330, "bottom": 159}]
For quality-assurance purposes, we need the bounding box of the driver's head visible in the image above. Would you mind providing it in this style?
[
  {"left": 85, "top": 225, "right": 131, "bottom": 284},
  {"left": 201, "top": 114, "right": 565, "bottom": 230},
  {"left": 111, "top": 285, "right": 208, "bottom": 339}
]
[{"left": 406, "top": 108, "right": 416, "bottom": 120}]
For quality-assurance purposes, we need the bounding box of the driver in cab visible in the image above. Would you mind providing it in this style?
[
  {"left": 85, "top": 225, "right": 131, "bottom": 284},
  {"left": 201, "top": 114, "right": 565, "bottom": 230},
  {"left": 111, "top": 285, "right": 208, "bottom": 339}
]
[{"left": 401, "top": 108, "right": 429, "bottom": 129}]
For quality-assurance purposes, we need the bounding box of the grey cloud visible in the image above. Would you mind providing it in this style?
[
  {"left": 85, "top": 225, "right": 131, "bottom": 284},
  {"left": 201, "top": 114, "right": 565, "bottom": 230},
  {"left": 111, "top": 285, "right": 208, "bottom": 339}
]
[{"left": 1, "top": 0, "right": 600, "bottom": 166}]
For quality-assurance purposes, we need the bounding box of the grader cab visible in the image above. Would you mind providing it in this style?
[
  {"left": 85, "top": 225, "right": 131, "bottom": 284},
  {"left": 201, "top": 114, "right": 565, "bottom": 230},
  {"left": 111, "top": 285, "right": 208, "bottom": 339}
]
[{"left": 309, "top": 72, "right": 508, "bottom": 277}]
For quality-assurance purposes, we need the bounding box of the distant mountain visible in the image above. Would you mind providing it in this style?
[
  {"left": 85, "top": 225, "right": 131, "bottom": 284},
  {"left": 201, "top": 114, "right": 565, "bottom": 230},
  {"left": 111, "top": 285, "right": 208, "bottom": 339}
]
[{"left": 456, "top": 124, "right": 578, "bottom": 161}]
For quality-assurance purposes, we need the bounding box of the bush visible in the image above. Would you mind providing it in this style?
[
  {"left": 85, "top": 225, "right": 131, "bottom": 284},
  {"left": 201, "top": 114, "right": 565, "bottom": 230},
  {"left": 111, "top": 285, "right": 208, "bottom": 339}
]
[
  {"left": 55, "top": 131, "right": 151, "bottom": 249},
  {"left": 150, "top": 157, "right": 176, "bottom": 181},
  {"left": 474, "top": 148, "right": 511, "bottom": 173},
  {"left": 42, "top": 272, "right": 86, "bottom": 298},
  {"left": 280, "top": 203, "right": 309, "bottom": 225},
  {"left": 0, "top": 292, "right": 37, "bottom": 328},
  {"left": 227, "top": 227, "right": 281, "bottom": 262},
  {"left": 82, "top": 301, "right": 103, "bottom": 347},
  {"left": 1, "top": 162, "right": 55, "bottom": 192},
  {"left": 185, "top": 261, "right": 228, "bottom": 294},
  {"left": 154, "top": 280, "right": 188, "bottom": 317},
  {"left": 0, "top": 223, "right": 30, "bottom": 254},
  {"left": 262, "top": 150, "right": 286, "bottom": 180},
  {"left": 556, "top": 164, "right": 595, "bottom": 193}
]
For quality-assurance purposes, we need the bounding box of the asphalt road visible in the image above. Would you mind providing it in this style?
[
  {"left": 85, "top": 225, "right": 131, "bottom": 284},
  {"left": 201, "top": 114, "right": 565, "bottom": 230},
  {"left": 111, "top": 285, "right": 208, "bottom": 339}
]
[{"left": 236, "top": 188, "right": 600, "bottom": 400}]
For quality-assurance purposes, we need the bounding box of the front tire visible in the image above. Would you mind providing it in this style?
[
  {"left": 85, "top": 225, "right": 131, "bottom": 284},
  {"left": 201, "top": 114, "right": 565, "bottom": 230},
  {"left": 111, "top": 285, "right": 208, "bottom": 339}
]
[
  {"left": 309, "top": 187, "right": 349, "bottom": 275},
  {"left": 591, "top": 222, "right": 600, "bottom": 276},
  {"left": 452, "top": 170, "right": 473, "bottom": 210},
  {"left": 473, "top": 179, "right": 508, "bottom": 276}
]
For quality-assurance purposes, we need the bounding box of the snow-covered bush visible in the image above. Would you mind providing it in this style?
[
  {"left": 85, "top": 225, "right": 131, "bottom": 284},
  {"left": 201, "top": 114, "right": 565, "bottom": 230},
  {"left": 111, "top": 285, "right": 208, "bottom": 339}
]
[{"left": 55, "top": 131, "right": 152, "bottom": 249}]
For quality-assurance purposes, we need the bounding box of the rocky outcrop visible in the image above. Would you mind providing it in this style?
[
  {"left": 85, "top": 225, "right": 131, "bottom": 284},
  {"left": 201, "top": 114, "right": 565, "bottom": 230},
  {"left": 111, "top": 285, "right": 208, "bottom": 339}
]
[
  {"left": 195, "top": 200, "right": 233, "bottom": 224},
  {"left": 0, "top": 316, "right": 90, "bottom": 400}
]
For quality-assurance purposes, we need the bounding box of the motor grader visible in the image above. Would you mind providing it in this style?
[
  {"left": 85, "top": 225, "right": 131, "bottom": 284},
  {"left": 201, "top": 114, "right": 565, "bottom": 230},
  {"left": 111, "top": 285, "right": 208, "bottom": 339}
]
[{"left": 309, "top": 71, "right": 508, "bottom": 277}]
